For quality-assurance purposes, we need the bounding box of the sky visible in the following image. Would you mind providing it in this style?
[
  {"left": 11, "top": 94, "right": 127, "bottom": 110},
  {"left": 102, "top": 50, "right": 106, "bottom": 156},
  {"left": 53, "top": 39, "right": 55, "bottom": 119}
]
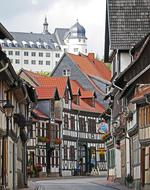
[{"left": 1, "top": 0, "right": 106, "bottom": 58}]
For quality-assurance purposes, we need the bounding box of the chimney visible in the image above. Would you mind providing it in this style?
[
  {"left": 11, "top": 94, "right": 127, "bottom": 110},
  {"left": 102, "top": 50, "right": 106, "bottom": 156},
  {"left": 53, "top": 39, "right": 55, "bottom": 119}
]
[{"left": 88, "top": 53, "right": 95, "bottom": 62}]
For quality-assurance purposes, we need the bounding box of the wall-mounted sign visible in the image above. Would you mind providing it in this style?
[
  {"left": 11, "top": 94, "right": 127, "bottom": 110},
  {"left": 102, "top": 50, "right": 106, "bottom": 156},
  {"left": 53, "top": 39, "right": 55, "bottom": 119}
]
[{"left": 98, "top": 121, "right": 109, "bottom": 134}]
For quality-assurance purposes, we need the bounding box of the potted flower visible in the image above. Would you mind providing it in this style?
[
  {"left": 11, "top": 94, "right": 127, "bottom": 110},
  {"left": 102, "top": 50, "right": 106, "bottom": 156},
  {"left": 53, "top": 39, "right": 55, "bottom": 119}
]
[
  {"left": 54, "top": 138, "right": 62, "bottom": 145},
  {"left": 38, "top": 136, "right": 50, "bottom": 143}
]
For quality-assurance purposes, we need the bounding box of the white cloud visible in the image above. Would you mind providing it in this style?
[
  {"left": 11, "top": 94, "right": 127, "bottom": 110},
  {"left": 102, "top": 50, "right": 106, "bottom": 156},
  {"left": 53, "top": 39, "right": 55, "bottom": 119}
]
[
  {"left": 1, "top": 0, "right": 106, "bottom": 58},
  {"left": 31, "top": 0, "right": 39, "bottom": 5}
]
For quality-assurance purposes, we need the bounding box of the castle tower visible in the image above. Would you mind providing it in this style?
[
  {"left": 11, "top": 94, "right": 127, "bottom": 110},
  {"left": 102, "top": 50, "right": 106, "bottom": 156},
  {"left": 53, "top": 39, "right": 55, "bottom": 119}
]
[
  {"left": 64, "top": 20, "right": 87, "bottom": 55},
  {"left": 43, "top": 17, "right": 49, "bottom": 34}
]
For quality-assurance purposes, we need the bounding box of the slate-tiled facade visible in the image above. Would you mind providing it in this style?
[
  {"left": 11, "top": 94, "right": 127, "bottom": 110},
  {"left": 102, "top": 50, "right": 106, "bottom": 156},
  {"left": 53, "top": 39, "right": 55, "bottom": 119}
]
[
  {"left": 51, "top": 53, "right": 111, "bottom": 107},
  {"left": 106, "top": 0, "right": 150, "bottom": 50}
]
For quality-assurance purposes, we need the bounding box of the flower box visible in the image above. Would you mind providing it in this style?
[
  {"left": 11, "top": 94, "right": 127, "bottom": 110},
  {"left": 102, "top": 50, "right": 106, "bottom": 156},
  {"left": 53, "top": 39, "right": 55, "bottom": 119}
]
[{"left": 38, "top": 136, "right": 50, "bottom": 143}]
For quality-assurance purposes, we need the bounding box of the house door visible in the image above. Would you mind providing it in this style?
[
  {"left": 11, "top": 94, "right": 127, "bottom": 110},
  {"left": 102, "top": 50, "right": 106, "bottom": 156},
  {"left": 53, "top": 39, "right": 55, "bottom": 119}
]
[{"left": 141, "top": 148, "right": 145, "bottom": 187}]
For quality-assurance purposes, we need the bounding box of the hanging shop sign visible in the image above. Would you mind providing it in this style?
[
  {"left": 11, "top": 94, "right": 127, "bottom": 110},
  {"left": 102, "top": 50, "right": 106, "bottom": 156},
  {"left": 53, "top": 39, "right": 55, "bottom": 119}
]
[{"left": 98, "top": 120, "right": 109, "bottom": 134}]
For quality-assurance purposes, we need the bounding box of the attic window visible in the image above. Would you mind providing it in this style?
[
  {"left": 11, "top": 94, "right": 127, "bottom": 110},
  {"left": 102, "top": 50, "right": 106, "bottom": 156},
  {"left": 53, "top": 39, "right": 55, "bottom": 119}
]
[
  {"left": 63, "top": 69, "right": 71, "bottom": 76},
  {"left": 64, "top": 89, "right": 69, "bottom": 104}
]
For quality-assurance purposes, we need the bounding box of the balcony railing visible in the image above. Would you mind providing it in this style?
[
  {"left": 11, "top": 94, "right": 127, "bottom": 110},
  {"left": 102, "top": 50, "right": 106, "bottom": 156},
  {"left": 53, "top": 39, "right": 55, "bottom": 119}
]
[{"left": 97, "top": 161, "right": 107, "bottom": 171}]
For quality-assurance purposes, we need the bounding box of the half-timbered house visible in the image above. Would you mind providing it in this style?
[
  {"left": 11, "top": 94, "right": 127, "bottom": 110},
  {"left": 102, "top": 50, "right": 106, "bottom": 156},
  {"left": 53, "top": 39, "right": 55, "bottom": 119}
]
[
  {"left": 19, "top": 70, "right": 107, "bottom": 177},
  {"left": 104, "top": 0, "right": 150, "bottom": 185},
  {"left": 0, "top": 23, "right": 36, "bottom": 189}
]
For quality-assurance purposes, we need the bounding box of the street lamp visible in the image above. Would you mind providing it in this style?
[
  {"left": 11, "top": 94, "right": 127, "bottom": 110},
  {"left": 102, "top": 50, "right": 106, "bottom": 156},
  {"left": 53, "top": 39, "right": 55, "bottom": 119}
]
[
  {"left": 1, "top": 99, "right": 14, "bottom": 188},
  {"left": 3, "top": 100, "right": 14, "bottom": 118}
]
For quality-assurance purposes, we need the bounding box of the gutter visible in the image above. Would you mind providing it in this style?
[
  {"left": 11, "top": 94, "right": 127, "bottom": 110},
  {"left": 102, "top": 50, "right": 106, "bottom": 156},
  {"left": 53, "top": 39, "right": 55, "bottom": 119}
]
[{"left": 0, "top": 62, "right": 8, "bottom": 72}]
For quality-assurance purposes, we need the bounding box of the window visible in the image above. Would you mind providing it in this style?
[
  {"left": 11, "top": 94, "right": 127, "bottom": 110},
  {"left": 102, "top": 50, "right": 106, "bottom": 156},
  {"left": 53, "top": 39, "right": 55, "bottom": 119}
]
[
  {"left": 39, "top": 60, "right": 43, "bottom": 65},
  {"left": 63, "top": 69, "right": 71, "bottom": 76},
  {"left": 8, "top": 51, "right": 13, "bottom": 55},
  {"left": 64, "top": 114, "right": 69, "bottom": 129},
  {"left": 79, "top": 117, "right": 86, "bottom": 132},
  {"left": 52, "top": 151, "right": 54, "bottom": 167},
  {"left": 139, "top": 105, "right": 150, "bottom": 127},
  {"left": 133, "top": 136, "right": 140, "bottom": 166},
  {"left": 99, "top": 152, "right": 105, "bottom": 162},
  {"left": 24, "top": 60, "right": 28, "bottom": 64},
  {"left": 39, "top": 52, "right": 43, "bottom": 57},
  {"left": 108, "top": 149, "right": 115, "bottom": 168},
  {"left": 56, "top": 151, "right": 59, "bottom": 167},
  {"left": 55, "top": 53, "right": 60, "bottom": 58},
  {"left": 64, "top": 145, "right": 68, "bottom": 160},
  {"left": 42, "top": 123, "right": 45, "bottom": 137},
  {"left": 37, "top": 123, "right": 40, "bottom": 136},
  {"left": 46, "top": 61, "right": 50, "bottom": 65},
  {"left": 47, "top": 124, "right": 57, "bottom": 140},
  {"left": 15, "top": 59, "right": 20, "bottom": 64},
  {"left": 31, "top": 52, "right": 36, "bottom": 56},
  {"left": 71, "top": 116, "right": 75, "bottom": 131},
  {"left": 74, "top": 48, "right": 78, "bottom": 52},
  {"left": 69, "top": 146, "right": 75, "bottom": 161},
  {"left": 51, "top": 101, "right": 55, "bottom": 119},
  {"left": 64, "top": 89, "right": 69, "bottom": 104},
  {"left": 24, "top": 51, "right": 28, "bottom": 56},
  {"left": 30, "top": 127, "right": 33, "bottom": 138},
  {"left": 15, "top": 51, "right": 20, "bottom": 56},
  {"left": 46, "top": 53, "right": 50, "bottom": 57},
  {"left": 31, "top": 60, "right": 36, "bottom": 65},
  {"left": 88, "top": 119, "right": 96, "bottom": 133}
]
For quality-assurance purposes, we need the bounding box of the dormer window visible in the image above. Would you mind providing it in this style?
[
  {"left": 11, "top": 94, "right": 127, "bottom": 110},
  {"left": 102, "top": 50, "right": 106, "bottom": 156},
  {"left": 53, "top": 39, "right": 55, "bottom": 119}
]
[
  {"left": 92, "top": 97, "right": 95, "bottom": 107},
  {"left": 64, "top": 89, "right": 69, "bottom": 104},
  {"left": 63, "top": 69, "right": 71, "bottom": 76},
  {"left": 22, "top": 41, "right": 28, "bottom": 48},
  {"left": 73, "top": 95, "right": 80, "bottom": 105}
]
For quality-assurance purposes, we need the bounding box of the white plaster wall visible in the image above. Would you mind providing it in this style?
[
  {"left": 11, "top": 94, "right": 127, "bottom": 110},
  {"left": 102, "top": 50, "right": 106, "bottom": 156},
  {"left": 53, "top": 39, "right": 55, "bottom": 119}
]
[
  {"left": 120, "top": 52, "right": 131, "bottom": 72},
  {"left": 3, "top": 47, "right": 63, "bottom": 73},
  {"left": 66, "top": 38, "right": 87, "bottom": 55},
  {"left": 134, "top": 165, "right": 141, "bottom": 179},
  {"left": 127, "top": 104, "right": 137, "bottom": 132},
  {"left": 115, "top": 148, "right": 121, "bottom": 178},
  {"left": 125, "top": 138, "right": 130, "bottom": 175},
  {"left": 109, "top": 168, "right": 115, "bottom": 176}
]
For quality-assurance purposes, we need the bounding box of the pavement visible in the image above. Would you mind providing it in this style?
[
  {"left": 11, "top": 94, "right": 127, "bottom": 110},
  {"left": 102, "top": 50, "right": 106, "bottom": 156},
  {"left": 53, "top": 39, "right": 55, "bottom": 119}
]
[{"left": 19, "top": 176, "right": 134, "bottom": 190}]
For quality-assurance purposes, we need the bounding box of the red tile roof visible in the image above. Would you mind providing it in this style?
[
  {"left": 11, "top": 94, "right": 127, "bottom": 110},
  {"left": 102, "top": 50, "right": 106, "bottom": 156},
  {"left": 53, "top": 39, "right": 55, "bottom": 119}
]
[
  {"left": 32, "top": 109, "right": 49, "bottom": 119},
  {"left": 22, "top": 70, "right": 69, "bottom": 97},
  {"left": 68, "top": 53, "right": 111, "bottom": 82},
  {"left": 70, "top": 80, "right": 95, "bottom": 98},
  {"left": 70, "top": 80, "right": 104, "bottom": 113},
  {"left": 81, "top": 91, "right": 96, "bottom": 99},
  {"left": 36, "top": 86, "right": 58, "bottom": 100},
  {"left": 132, "top": 84, "right": 150, "bottom": 102},
  {"left": 72, "top": 99, "right": 104, "bottom": 113}
]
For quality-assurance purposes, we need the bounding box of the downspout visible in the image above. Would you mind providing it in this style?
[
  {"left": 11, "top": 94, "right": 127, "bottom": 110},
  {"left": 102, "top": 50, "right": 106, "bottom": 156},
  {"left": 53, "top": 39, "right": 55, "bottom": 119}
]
[
  {"left": 16, "top": 83, "right": 28, "bottom": 187},
  {"left": 145, "top": 95, "right": 150, "bottom": 105},
  {"left": 112, "top": 80, "right": 123, "bottom": 91}
]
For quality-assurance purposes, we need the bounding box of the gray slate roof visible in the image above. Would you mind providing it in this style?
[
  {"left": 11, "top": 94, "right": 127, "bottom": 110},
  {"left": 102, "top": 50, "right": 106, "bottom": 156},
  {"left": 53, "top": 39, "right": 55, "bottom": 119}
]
[
  {"left": 54, "top": 28, "right": 69, "bottom": 45},
  {"left": 10, "top": 32, "right": 56, "bottom": 49},
  {"left": 107, "top": 0, "right": 150, "bottom": 50},
  {"left": 0, "top": 23, "right": 13, "bottom": 40}
]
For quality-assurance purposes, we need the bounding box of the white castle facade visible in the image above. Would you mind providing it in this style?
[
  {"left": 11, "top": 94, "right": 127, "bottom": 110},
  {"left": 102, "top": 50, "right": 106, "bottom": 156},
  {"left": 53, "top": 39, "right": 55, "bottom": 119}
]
[{"left": 0, "top": 18, "right": 87, "bottom": 73}]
